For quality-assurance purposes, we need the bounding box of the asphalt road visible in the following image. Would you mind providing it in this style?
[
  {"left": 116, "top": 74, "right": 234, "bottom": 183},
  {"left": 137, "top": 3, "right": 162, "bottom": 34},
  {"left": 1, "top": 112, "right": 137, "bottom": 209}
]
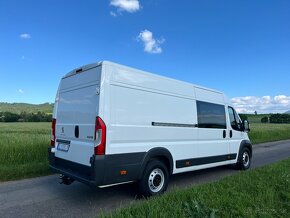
[{"left": 1, "top": 140, "right": 290, "bottom": 218}]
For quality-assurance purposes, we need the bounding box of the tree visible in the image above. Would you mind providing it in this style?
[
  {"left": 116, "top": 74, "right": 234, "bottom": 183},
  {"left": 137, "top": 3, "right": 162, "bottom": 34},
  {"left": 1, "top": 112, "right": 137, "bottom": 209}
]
[
  {"left": 270, "top": 114, "right": 290, "bottom": 123},
  {"left": 0, "top": 111, "right": 52, "bottom": 122},
  {"left": 0, "top": 112, "right": 4, "bottom": 122},
  {"left": 20, "top": 111, "right": 28, "bottom": 121}
]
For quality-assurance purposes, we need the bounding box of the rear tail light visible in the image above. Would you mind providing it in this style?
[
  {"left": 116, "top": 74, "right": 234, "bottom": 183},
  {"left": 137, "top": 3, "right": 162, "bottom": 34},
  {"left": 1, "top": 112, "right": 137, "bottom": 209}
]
[
  {"left": 94, "top": 117, "right": 106, "bottom": 155},
  {"left": 51, "top": 118, "right": 56, "bottom": 147}
]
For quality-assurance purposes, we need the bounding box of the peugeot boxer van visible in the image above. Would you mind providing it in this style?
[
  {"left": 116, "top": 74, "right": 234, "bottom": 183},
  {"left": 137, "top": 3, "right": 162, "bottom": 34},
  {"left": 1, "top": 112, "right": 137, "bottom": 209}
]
[{"left": 49, "top": 61, "right": 252, "bottom": 196}]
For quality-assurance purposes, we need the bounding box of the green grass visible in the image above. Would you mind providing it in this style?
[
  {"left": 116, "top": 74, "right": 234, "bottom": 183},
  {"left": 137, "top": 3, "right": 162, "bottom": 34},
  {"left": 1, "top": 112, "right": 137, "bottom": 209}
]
[
  {"left": 249, "top": 123, "right": 290, "bottom": 144},
  {"left": 0, "top": 122, "right": 290, "bottom": 182},
  {"left": 0, "top": 122, "right": 51, "bottom": 181},
  {"left": 104, "top": 158, "right": 290, "bottom": 218}
]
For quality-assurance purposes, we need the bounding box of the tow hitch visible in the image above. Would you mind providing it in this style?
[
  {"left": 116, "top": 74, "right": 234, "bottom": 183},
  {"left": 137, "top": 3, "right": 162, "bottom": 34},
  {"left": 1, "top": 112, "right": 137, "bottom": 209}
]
[{"left": 59, "top": 174, "right": 74, "bottom": 185}]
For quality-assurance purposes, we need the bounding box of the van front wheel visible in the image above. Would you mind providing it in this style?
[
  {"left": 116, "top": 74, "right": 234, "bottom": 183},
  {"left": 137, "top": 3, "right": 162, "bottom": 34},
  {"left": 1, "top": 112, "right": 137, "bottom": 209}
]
[
  {"left": 138, "top": 159, "right": 169, "bottom": 197},
  {"left": 236, "top": 147, "right": 251, "bottom": 170}
]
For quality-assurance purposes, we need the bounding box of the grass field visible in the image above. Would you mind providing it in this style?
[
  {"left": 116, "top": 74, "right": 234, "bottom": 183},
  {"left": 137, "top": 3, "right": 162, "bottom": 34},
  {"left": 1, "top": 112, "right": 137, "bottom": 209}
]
[
  {"left": 104, "top": 158, "right": 290, "bottom": 217},
  {"left": 0, "top": 122, "right": 290, "bottom": 182},
  {"left": 249, "top": 123, "right": 290, "bottom": 144},
  {"left": 0, "top": 122, "right": 51, "bottom": 181}
]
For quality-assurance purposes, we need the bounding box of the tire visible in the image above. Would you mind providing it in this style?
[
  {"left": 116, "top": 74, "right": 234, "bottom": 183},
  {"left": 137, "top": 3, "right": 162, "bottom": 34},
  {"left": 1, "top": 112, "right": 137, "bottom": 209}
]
[
  {"left": 137, "top": 159, "right": 169, "bottom": 197},
  {"left": 235, "top": 147, "right": 251, "bottom": 170}
]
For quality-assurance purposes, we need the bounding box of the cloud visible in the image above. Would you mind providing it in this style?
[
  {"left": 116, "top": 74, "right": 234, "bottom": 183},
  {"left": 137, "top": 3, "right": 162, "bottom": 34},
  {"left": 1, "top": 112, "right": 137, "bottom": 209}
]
[
  {"left": 110, "top": 0, "right": 140, "bottom": 13},
  {"left": 110, "top": 11, "right": 118, "bottom": 17},
  {"left": 137, "top": 29, "right": 164, "bottom": 54},
  {"left": 18, "top": 89, "right": 24, "bottom": 94},
  {"left": 231, "top": 95, "right": 290, "bottom": 114},
  {"left": 20, "top": 33, "right": 31, "bottom": 39},
  {"left": 274, "top": 95, "right": 290, "bottom": 104}
]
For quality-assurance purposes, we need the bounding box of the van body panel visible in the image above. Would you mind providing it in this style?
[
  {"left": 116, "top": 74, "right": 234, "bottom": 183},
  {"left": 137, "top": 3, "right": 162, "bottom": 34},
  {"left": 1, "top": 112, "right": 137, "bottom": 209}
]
[
  {"left": 107, "top": 82, "right": 199, "bottom": 172},
  {"left": 109, "top": 62, "right": 195, "bottom": 99},
  {"left": 195, "top": 87, "right": 224, "bottom": 104}
]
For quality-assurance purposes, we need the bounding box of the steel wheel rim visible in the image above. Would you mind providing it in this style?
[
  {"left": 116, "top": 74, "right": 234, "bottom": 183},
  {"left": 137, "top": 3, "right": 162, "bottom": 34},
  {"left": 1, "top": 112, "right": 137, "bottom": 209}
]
[
  {"left": 242, "top": 151, "right": 250, "bottom": 167},
  {"left": 148, "top": 168, "right": 165, "bottom": 193}
]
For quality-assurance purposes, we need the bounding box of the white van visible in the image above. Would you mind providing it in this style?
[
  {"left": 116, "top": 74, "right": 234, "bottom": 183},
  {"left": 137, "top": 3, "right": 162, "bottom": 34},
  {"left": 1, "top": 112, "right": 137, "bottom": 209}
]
[{"left": 49, "top": 61, "right": 252, "bottom": 196}]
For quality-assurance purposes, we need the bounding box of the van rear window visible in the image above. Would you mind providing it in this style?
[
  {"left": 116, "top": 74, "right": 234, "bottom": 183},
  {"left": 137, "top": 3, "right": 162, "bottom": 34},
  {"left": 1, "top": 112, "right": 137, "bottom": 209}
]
[{"left": 197, "top": 101, "right": 226, "bottom": 129}]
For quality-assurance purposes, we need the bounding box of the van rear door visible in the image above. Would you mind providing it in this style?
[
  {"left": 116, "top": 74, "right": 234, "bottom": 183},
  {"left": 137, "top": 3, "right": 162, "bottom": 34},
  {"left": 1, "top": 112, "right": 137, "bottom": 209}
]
[{"left": 54, "top": 65, "right": 102, "bottom": 166}]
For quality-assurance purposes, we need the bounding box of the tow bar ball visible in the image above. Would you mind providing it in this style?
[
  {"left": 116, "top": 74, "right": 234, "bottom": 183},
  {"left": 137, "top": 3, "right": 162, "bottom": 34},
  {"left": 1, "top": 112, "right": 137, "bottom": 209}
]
[{"left": 59, "top": 174, "right": 75, "bottom": 185}]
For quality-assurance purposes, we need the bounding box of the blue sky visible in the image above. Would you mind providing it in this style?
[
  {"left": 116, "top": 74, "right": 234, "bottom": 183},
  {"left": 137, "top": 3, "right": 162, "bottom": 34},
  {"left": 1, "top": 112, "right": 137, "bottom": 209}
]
[{"left": 0, "top": 0, "right": 290, "bottom": 113}]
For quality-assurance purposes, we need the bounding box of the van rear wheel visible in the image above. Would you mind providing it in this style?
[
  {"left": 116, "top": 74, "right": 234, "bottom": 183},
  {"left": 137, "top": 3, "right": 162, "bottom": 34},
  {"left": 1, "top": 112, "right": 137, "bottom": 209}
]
[{"left": 138, "top": 159, "right": 169, "bottom": 197}]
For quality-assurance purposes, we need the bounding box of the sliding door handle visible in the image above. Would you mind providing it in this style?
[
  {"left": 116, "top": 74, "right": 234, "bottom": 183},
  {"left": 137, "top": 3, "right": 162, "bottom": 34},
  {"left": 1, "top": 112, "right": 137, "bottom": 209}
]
[
  {"left": 230, "top": 130, "right": 233, "bottom": 138},
  {"left": 223, "top": 130, "right": 226, "bottom": 138}
]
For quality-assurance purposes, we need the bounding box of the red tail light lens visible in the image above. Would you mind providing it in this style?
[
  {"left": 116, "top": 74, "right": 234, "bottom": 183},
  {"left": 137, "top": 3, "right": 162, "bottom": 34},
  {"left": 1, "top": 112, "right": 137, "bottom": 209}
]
[
  {"left": 94, "top": 117, "right": 106, "bottom": 155},
  {"left": 51, "top": 118, "right": 56, "bottom": 147}
]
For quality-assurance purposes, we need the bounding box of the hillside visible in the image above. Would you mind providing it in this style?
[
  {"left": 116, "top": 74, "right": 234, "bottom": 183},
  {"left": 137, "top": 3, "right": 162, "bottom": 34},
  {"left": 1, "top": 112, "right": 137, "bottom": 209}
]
[
  {"left": 285, "top": 110, "right": 290, "bottom": 114},
  {"left": 0, "top": 102, "right": 53, "bottom": 114}
]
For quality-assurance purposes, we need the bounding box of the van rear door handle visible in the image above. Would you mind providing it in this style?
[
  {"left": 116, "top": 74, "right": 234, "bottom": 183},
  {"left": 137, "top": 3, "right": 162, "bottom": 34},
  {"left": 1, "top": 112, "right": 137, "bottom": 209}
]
[
  {"left": 230, "top": 130, "right": 233, "bottom": 138},
  {"left": 223, "top": 130, "right": 226, "bottom": 138}
]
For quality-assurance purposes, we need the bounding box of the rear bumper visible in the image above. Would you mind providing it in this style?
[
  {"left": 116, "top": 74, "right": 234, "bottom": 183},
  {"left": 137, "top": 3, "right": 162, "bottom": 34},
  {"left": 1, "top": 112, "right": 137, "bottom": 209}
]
[{"left": 48, "top": 148, "right": 145, "bottom": 186}]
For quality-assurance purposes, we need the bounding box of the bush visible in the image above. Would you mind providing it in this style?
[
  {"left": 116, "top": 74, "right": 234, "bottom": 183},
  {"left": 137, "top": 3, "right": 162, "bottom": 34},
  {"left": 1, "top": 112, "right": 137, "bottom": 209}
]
[{"left": 261, "top": 116, "right": 269, "bottom": 123}]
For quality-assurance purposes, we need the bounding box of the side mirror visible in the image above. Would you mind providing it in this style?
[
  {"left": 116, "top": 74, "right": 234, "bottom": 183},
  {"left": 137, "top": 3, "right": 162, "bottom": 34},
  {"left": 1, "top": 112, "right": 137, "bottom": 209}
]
[{"left": 243, "top": 120, "right": 250, "bottom": 132}]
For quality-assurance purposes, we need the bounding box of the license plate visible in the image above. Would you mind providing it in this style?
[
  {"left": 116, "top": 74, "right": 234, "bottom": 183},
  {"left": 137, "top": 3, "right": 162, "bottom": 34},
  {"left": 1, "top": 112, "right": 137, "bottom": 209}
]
[{"left": 57, "top": 143, "right": 70, "bottom": 152}]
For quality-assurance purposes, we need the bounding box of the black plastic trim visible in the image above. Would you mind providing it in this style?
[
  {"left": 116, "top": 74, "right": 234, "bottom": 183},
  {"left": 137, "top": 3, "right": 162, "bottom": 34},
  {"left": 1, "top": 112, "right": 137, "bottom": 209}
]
[
  {"left": 176, "top": 153, "right": 237, "bottom": 168},
  {"left": 139, "top": 147, "right": 174, "bottom": 179},
  {"left": 238, "top": 140, "right": 252, "bottom": 158},
  {"left": 223, "top": 130, "right": 226, "bottom": 138},
  {"left": 76, "top": 68, "right": 83, "bottom": 73},
  {"left": 75, "top": 126, "right": 79, "bottom": 138},
  {"left": 101, "top": 152, "right": 146, "bottom": 185},
  {"left": 48, "top": 149, "right": 146, "bottom": 186},
  {"left": 48, "top": 151, "right": 93, "bottom": 184}
]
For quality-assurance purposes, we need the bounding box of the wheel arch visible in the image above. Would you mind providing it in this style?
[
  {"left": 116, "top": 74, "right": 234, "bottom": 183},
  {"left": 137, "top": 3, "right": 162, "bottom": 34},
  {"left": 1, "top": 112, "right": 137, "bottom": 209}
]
[
  {"left": 138, "top": 147, "right": 173, "bottom": 180},
  {"left": 238, "top": 140, "right": 253, "bottom": 158}
]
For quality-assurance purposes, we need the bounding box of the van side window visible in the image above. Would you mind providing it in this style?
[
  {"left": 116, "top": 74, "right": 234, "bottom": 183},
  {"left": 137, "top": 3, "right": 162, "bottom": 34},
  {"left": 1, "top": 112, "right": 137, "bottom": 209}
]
[
  {"left": 228, "top": 107, "right": 242, "bottom": 131},
  {"left": 197, "top": 101, "right": 227, "bottom": 129}
]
